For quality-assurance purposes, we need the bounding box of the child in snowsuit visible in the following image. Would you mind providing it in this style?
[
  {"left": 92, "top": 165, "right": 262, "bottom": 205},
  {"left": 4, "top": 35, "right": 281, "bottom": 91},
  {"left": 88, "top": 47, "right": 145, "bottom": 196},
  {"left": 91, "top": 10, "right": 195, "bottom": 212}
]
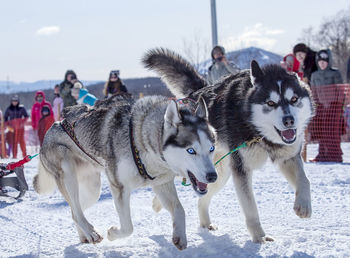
[{"left": 38, "top": 105, "right": 55, "bottom": 146}]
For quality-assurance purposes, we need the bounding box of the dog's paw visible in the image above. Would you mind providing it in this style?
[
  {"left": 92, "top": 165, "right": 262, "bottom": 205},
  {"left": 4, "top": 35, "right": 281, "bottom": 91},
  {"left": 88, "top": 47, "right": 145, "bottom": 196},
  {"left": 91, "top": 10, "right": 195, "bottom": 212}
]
[
  {"left": 152, "top": 196, "right": 162, "bottom": 213},
  {"left": 172, "top": 235, "right": 187, "bottom": 250},
  {"left": 200, "top": 222, "right": 217, "bottom": 231},
  {"left": 107, "top": 226, "right": 133, "bottom": 241},
  {"left": 252, "top": 235, "right": 274, "bottom": 244},
  {"left": 294, "top": 196, "right": 312, "bottom": 218},
  {"left": 81, "top": 230, "right": 103, "bottom": 244}
]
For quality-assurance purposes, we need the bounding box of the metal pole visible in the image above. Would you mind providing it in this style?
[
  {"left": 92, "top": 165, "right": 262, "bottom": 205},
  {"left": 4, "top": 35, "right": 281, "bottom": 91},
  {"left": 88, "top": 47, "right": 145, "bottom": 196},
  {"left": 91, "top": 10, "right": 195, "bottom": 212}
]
[{"left": 210, "top": 0, "right": 218, "bottom": 48}]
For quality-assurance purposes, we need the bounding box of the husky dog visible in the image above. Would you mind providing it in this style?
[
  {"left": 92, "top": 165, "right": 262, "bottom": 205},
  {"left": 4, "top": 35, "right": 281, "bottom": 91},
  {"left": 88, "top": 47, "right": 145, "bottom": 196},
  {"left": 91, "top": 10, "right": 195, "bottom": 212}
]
[
  {"left": 33, "top": 94, "right": 217, "bottom": 250},
  {"left": 143, "top": 48, "right": 314, "bottom": 243}
]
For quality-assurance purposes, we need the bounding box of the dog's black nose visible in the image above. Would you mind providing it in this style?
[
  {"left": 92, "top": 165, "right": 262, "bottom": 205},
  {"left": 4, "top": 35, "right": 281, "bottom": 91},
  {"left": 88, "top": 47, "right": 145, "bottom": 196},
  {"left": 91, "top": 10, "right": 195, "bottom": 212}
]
[
  {"left": 283, "top": 115, "right": 295, "bottom": 128},
  {"left": 206, "top": 172, "right": 217, "bottom": 183}
]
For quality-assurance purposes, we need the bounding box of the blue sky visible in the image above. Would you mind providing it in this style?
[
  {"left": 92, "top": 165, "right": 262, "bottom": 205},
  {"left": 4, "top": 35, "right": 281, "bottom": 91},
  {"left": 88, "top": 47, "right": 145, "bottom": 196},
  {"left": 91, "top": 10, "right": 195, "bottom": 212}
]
[{"left": 1, "top": 0, "right": 349, "bottom": 82}]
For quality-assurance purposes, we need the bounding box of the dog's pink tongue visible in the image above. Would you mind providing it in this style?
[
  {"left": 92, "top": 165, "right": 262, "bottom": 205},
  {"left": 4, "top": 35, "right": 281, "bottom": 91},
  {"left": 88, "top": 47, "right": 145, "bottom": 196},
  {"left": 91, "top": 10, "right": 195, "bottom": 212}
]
[
  {"left": 197, "top": 180, "right": 207, "bottom": 191},
  {"left": 281, "top": 129, "right": 295, "bottom": 140}
]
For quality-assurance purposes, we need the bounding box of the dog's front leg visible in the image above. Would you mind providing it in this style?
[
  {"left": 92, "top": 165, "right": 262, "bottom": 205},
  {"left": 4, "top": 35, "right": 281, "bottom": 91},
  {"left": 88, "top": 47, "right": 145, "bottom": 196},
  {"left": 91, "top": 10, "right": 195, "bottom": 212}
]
[
  {"left": 153, "top": 181, "right": 187, "bottom": 250},
  {"left": 233, "top": 168, "right": 274, "bottom": 243},
  {"left": 107, "top": 185, "right": 133, "bottom": 241},
  {"left": 278, "top": 155, "right": 312, "bottom": 218}
]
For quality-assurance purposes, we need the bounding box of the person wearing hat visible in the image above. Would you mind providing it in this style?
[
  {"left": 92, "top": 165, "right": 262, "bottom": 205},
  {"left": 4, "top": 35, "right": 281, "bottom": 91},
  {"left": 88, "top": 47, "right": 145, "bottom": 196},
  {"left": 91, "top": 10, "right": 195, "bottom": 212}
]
[
  {"left": 3, "top": 95, "right": 28, "bottom": 159},
  {"left": 293, "top": 43, "right": 317, "bottom": 84},
  {"left": 207, "top": 45, "right": 240, "bottom": 85},
  {"left": 310, "top": 49, "right": 344, "bottom": 162},
  {"left": 59, "top": 70, "right": 78, "bottom": 108},
  {"left": 103, "top": 70, "right": 128, "bottom": 98}
]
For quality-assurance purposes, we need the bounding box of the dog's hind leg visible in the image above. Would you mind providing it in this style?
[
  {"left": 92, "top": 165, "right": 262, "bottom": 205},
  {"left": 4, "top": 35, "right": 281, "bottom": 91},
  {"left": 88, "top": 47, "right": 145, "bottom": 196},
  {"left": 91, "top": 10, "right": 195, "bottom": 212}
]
[
  {"left": 198, "top": 156, "right": 231, "bottom": 230},
  {"left": 153, "top": 180, "right": 187, "bottom": 250},
  {"left": 58, "top": 159, "right": 103, "bottom": 244},
  {"left": 232, "top": 167, "right": 273, "bottom": 243},
  {"left": 277, "top": 155, "right": 311, "bottom": 218}
]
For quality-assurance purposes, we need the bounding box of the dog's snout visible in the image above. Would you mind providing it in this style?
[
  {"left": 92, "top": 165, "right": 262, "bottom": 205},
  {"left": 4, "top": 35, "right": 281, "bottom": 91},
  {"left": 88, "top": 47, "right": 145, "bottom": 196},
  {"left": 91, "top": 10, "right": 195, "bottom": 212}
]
[
  {"left": 282, "top": 115, "right": 294, "bottom": 128},
  {"left": 206, "top": 172, "right": 217, "bottom": 183}
]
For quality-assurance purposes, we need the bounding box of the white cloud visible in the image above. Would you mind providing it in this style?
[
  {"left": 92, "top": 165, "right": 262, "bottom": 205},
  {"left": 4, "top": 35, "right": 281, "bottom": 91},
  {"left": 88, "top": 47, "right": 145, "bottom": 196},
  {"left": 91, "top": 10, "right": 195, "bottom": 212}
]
[
  {"left": 36, "top": 26, "right": 60, "bottom": 36},
  {"left": 222, "top": 23, "right": 285, "bottom": 51}
]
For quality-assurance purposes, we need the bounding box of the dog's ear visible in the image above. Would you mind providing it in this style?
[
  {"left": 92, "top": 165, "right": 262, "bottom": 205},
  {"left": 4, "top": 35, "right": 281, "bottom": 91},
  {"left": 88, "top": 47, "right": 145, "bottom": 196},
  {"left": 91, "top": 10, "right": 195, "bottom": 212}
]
[
  {"left": 250, "top": 60, "right": 263, "bottom": 85},
  {"left": 195, "top": 97, "right": 208, "bottom": 120},
  {"left": 164, "top": 100, "right": 181, "bottom": 128}
]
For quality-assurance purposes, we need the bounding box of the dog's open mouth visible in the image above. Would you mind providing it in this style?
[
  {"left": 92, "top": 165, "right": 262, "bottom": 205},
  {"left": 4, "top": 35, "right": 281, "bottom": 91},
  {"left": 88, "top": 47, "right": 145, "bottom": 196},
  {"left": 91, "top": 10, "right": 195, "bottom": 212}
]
[
  {"left": 275, "top": 127, "right": 296, "bottom": 144},
  {"left": 188, "top": 171, "right": 208, "bottom": 195}
]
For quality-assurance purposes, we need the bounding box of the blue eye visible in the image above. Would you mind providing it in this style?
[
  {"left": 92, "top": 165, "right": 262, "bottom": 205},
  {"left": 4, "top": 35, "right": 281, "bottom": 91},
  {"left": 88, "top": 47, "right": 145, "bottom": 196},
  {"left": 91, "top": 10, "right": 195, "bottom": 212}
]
[
  {"left": 186, "top": 148, "right": 196, "bottom": 155},
  {"left": 209, "top": 146, "right": 215, "bottom": 152}
]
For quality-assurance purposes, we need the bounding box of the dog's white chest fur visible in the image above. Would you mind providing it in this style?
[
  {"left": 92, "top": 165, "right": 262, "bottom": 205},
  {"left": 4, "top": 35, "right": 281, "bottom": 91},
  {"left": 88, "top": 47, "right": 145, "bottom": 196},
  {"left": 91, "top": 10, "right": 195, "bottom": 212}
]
[{"left": 239, "top": 144, "right": 268, "bottom": 171}]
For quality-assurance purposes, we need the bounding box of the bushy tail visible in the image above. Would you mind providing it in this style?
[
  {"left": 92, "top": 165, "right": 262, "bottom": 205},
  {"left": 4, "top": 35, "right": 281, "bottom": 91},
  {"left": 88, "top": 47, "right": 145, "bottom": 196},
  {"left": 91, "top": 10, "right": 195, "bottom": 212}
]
[
  {"left": 33, "top": 159, "right": 56, "bottom": 194},
  {"left": 142, "top": 48, "right": 207, "bottom": 98}
]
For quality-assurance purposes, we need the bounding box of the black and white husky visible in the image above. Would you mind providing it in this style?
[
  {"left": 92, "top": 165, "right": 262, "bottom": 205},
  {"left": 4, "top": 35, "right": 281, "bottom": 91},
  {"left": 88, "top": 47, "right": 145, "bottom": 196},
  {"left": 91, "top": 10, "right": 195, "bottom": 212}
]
[
  {"left": 33, "top": 94, "right": 217, "bottom": 250},
  {"left": 143, "top": 48, "right": 315, "bottom": 243}
]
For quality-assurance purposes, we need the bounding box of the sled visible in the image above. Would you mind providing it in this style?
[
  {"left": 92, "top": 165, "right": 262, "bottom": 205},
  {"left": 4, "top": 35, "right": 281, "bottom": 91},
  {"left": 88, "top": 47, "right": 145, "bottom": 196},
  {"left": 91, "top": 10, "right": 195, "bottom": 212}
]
[
  {"left": 0, "top": 165, "right": 28, "bottom": 199},
  {"left": 0, "top": 155, "right": 37, "bottom": 199}
]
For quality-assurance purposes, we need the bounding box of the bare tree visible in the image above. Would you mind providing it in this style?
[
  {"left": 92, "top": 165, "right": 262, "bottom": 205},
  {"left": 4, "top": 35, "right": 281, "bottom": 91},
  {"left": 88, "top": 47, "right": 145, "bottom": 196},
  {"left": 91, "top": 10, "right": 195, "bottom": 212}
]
[
  {"left": 298, "top": 26, "right": 317, "bottom": 49},
  {"left": 316, "top": 9, "right": 350, "bottom": 77},
  {"left": 182, "top": 31, "right": 210, "bottom": 72}
]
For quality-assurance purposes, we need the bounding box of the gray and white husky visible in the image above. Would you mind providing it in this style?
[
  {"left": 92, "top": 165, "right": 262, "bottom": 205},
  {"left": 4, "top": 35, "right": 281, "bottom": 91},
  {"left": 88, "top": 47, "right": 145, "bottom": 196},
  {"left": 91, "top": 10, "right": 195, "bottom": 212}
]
[
  {"left": 33, "top": 94, "right": 216, "bottom": 250},
  {"left": 143, "top": 48, "right": 315, "bottom": 243}
]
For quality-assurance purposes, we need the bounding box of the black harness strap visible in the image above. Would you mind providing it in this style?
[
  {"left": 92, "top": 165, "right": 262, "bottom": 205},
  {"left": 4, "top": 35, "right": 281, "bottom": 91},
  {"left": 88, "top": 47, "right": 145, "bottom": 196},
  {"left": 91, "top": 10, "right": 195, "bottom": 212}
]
[
  {"left": 60, "top": 119, "right": 104, "bottom": 167},
  {"left": 129, "top": 116, "right": 155, "bottom": 180}
]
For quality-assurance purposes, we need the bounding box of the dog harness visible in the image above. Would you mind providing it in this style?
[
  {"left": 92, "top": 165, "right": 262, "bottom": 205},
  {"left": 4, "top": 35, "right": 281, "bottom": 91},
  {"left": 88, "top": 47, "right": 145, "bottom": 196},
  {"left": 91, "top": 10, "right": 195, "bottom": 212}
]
[
  {"left": 129, "top": 116, "right": 155, "bottom": 180},
  {"left": 60, "top": 119, "right": 104, "bottom": 167}
]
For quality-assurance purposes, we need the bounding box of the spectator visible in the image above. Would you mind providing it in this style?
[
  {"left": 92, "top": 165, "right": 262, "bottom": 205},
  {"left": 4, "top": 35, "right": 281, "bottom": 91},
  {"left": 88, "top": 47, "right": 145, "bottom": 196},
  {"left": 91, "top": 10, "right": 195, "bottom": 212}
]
[
  {"left": 207, "top": 45, "right": 240, "bottom": 85},
  {"left": 72, "top": 81, "right": 97, "bottom": 107},
  {"left": 52, "top": 84, "right": 64, "bottom": 121},
  {"left": 31, "top": 91, "right": 53, "bottom": 145},
  {"left": 293, "top": 43, "right": 317, "bottom": 84},
  {"left": 59, "top": 70, "right": 78, "bottom": 108},
  {"left": 103, "top": 70, "right": 128, "bottom": 98},
  {"left": 38, "top": 104, "right": 55, "bottom": 146},
  {"left": 4, "top": 96, "right": 28, "bottom": 159},
  {"left": 310, "top": 49, "right": 344, "bottom": 162},
  {"left": 281, "top": 53, "right": 303, "bottom": 80}
]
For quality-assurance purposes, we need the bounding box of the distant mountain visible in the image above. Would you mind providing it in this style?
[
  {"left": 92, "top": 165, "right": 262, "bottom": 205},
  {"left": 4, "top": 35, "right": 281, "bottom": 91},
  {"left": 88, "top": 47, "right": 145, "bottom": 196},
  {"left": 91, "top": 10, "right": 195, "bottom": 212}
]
[{"left": 198, "top": 46, "right": 283, "bottom": 75}]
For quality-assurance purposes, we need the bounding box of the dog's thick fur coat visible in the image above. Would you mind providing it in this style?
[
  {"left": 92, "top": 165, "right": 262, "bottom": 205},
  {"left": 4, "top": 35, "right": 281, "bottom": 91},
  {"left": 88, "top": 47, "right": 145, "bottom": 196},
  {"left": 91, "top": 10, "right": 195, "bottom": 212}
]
[
  {"left": 33, "top": 94, "right": 217, "bottom": 250},
  {"left": 143, "top": 48, "right": 315, "bottom": 243}
]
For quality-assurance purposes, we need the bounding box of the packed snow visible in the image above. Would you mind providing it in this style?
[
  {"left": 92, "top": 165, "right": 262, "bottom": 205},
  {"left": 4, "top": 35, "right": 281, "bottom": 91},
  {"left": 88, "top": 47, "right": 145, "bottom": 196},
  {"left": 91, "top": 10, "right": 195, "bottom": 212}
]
[{"left": 1, "top": 143, "right": 350, "bottom": 257}]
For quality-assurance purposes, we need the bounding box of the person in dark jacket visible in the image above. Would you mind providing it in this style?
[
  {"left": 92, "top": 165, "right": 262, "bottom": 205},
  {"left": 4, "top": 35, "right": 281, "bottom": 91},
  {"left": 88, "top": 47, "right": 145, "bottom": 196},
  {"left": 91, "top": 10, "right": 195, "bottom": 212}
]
[
  {"left": 310, "top": 49, "right": 344, "bottom": 162},
  {"left": 38, "top": 104, "right": 55, "bottom": 146},
  {"left": 293, "top": 43, "right": 318, "bottom": 85},
  {"left": 103, "top": 70, "right": 128, "bottom": 98},
  {"left": 4, "top": 95, "right": 28, "bottom": 159},
  {"left": 59, "top": 70, "right": 78, "bottom": 108},
  {"left": 207, "top": 45, "right": 240, "bottom": 85}
]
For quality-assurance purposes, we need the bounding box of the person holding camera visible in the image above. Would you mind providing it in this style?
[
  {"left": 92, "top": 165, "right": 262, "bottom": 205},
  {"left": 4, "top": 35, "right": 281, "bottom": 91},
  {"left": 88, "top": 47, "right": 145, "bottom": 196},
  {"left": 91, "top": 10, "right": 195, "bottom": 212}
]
[
  {"left": 207, "top": 45, "right": 240, "bottom": 85},
  {"left": 59, "top": 70, "right": 78, "bottom": 108}
]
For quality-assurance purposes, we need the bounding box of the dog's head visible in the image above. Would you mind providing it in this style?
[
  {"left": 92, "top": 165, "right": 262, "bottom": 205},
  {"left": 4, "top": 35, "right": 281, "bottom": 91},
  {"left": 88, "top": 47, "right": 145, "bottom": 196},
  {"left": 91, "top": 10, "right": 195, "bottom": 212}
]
[
  {"left": 162, "top": 97, "right": 217, "bottom": 195},
  {"left": 249, "top": 60, "right": 314, "bottom": 145}
]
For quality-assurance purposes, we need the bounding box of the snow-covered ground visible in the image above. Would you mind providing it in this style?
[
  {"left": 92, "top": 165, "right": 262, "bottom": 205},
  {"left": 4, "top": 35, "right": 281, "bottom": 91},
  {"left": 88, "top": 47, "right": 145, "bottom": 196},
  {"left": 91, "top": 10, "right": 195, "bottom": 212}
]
[{"left": 1, "top": 143, "right": 350, "bottom": 257}]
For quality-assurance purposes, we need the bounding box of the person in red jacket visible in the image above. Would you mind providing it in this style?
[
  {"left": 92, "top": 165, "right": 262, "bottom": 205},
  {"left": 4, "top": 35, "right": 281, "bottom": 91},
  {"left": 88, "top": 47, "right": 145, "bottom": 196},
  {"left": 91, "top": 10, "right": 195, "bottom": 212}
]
[
  {"left": 31, "top": 91, "right": 53, "bottom": 145},
  {"left": 38, "top": 105, "right": 55, "bottom": 146},
  {"left": 281, "top": 53, "right": 304, "bottom": 80}
]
